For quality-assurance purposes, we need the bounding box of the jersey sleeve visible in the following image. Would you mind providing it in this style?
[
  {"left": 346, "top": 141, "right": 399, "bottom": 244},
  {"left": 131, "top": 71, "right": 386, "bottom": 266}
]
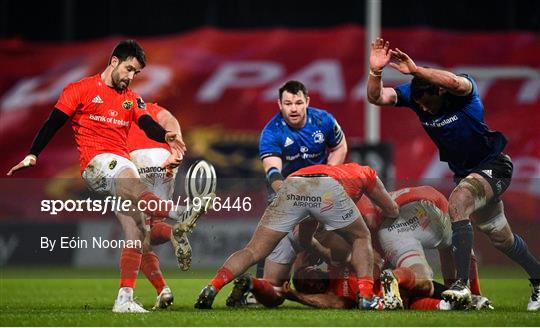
[
  {"left": 322, "top": 111, "right": 344, "bottom": 148},
  {"left": 132, "top": 95, "right": 150, "bottom": 121},
  {"left": 148, "top": 103, "right": 165, "bottom": 119},
  {"left": 393, "top": 82, "right": 414, "bottom": 108},
  {"left": 259, "top": 123, "right": 283, "bottom": 160},
  {"left": 363, "top": 166, "right": 378, "bottom": 191},
  {"left": 54, "top": 82, "right": 81, "bottom": 117}
]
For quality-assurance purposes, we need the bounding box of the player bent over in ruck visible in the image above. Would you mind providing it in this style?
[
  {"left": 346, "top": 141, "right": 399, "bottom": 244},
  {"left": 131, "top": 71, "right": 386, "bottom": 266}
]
[{"left": 194, "top": 162, "right": 399, "bottom": 310}]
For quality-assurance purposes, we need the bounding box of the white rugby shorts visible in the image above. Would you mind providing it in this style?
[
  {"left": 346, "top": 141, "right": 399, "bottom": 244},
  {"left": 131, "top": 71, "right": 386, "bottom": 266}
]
[
  {"left": 378, "top": 200, "right": 452, "bottom": 272},
  {"left": 260, "top": 176, "right": 361, "bottom": 233},
  {"left": 130, "top": 148, "right": 176, "bottom": 200},
  {"left": 82, "top": 153, "right": 139, "bottom": 196}
]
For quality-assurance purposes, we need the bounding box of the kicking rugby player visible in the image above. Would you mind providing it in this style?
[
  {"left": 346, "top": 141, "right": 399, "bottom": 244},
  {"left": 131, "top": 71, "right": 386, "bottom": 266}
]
[{"left": 7, "top": 40, "right": 189, "bottom": 313}]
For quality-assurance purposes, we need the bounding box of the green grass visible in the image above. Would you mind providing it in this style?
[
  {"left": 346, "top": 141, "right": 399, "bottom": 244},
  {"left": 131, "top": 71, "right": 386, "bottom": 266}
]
[{"left": 1, "top": 267, "right": 539, "bottom": 326}]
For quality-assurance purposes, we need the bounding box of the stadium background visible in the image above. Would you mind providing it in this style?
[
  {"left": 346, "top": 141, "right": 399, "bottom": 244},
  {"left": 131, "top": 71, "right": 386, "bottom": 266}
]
[{"left": 0, "top": 0, "right": 539, "bottom": 274}]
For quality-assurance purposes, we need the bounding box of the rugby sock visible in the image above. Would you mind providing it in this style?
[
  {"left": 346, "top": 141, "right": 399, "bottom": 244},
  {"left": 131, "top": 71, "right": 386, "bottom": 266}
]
[
  {"left": 255, "top": 260, "right": 265, "bottom": 278},
  {"left": 137, "top": 191, "right": 172, "bottom": 217},
  {"left": 451, "top": 220, "right": 474, "bottom": 283},
  {"left": 432, "top": 281, "right": 447, "bottom": 299},
  {"left": 119, "top": 247, "right": 142, "bottom": 288},
  {"left": 210, "top": 267, "right": 234, "bottom": 291},
  {"left": 409, "top": 297, "right": 441, "bottom": 310},
  {"left": 393, "top": 267, "right": 416, "bottom": 290},
  {"left": 141, "top": 252, "right": 166, "bottom": 294},
  {"left": 150, "top": 221, "right": 172, "bottom": 245},
  {"left": 469, "top": 253, "right": 482, "bottom": 295},
  {"left": 251, "top": 278, "right": 283, "bottom": 307},
  {"left": 357, "top": 277, "right": 374, "bottom": 299},
  {"left": 502, "top": 233, "right": 540, "bottom": 281}
]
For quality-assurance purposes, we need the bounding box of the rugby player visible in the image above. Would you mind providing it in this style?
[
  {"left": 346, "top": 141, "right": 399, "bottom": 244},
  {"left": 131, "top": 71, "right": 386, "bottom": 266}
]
[
  {"left": 194, "top": 162, "right": 399, "bottom": 310},
  {"left": 367, "top": 37, "right": 540, "bottom": 310},
  {"left": 7, "top": 40, "right": 188, "bottom": 313}
]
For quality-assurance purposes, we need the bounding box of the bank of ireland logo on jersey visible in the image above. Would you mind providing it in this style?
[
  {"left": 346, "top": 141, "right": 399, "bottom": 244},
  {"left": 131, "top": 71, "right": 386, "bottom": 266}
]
[
  {"left": 300, "top": 146, "right": 309, "bottom": 153},
  {"left": 312, "top": 130, "right": 325, "bottom": 144}
]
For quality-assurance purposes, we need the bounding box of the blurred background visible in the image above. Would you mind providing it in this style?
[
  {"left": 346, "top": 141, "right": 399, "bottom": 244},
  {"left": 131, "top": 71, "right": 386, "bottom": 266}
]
[{"left": 0, "top": 0, "right": 538, "bottom": 273}]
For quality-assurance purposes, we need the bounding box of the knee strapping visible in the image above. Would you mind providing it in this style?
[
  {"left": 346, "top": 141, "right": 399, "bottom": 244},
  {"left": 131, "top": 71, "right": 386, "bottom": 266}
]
[{"left": 457, "top": 177, "right": 487, "bottom": 209}]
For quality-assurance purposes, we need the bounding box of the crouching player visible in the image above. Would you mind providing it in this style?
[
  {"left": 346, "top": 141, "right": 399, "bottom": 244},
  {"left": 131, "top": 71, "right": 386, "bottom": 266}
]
[
  {"left": 358, "top": 185, "right": 491, "bottom": 310},
  {"left": 194, "top": 162, "right": 399, "bottom": 309}
]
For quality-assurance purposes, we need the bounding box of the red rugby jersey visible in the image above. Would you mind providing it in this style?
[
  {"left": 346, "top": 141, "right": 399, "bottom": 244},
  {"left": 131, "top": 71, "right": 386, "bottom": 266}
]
[
  {"left": 55, "top": 74, "right": 149, "bottom": 172},
  {"left": 290, "top": 163, "right": 378, "bottom": 203}
]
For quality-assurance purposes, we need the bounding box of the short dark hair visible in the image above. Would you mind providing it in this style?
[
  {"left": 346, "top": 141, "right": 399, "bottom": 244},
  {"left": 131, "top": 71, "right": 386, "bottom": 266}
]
[
  {"left": 410, "top": 76, "right": 439, "bottom": 101},
  {"left": 279, "top": 80, "right": 308, "bottom": 101},
  {"left": 109, "top": 39, "right": 146, "bottom": 68},
  {"left": 292, "top": 266, "right": 330, "bottom": 294}
]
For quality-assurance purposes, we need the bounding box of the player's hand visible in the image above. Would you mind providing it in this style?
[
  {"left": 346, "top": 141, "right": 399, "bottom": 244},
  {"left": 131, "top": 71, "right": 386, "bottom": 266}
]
[
  {"left": 389, "top": 48, "right": 418, "bottom": 75},
  {"left": 165, "top": 132, "right": 187, "bottom": 157},
  {"left": 369, "top": 37, "right": 391, "bottom": 72},
  {"left": 7, "top": 155, "right": 37, "bottom": 176},
  {"left": 161, "top": 148, "right": 183, "bottom": 172}
]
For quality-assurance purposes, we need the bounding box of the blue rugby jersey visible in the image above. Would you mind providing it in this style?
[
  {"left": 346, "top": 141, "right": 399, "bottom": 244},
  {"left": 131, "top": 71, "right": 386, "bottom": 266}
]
[
  {"left": 259, "top": 107, "right": 344, "bottom": 177},
  {"left": 394, "top": 75, "right": 507, "bottom": 177}
]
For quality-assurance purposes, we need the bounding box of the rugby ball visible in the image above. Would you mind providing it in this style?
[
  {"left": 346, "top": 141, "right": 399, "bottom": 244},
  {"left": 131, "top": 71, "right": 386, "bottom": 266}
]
[{"left": 185, "top": 160, "right": 217, "bottom": 198}]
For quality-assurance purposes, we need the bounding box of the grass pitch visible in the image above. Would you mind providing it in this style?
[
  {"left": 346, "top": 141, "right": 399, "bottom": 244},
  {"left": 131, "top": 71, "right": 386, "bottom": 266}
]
[{"left": 1, "top": 267, "right": 539, "bottom": 326}]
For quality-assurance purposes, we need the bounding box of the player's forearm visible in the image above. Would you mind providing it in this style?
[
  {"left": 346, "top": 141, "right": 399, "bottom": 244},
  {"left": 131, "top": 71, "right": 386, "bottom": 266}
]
[
  {"left": 289, "top": 292, "right": 347, "bottom": 309},
  {"left": 29, "top": 108, "right": 69, "bottom": 157},
  {"left": 327, "top": 140, "right": 347, "bottom": 165},
  {"left": 367, "top": 74, "right": 385, "bottom": 104},
  {"left": 412, "top": 67, "right": 470, "bottom": 95},
  {"left": 138, "top": 115, "right": 167, "bottom": 142},
  {"left": 157, "top": 110, "right": 182, "bottom": 136}
]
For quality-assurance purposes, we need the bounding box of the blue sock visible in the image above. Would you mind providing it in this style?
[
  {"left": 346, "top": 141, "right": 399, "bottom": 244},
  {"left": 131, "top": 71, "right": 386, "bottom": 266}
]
[
  {"left": 452, "top": 220, "right": 474, "bottom": 283},
  {"left": 502, "top": 233, "right": 540, "bottom": 282}
]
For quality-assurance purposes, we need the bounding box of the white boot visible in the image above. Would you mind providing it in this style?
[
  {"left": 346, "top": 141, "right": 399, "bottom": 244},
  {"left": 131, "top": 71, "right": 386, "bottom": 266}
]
[{"left": 112, "top": 287, "right": 148, "bottom": 313}]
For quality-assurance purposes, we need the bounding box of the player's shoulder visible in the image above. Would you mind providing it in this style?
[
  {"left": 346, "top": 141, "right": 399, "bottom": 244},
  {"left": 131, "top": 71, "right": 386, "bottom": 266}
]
[
  {"left": 262, "top": 112, "right": 285, "bottom": 132},
  {"left": 307, "top": 107, "right": 333, "bottom": 120},
  {"left": 64, "top": 74, "right": 99, "bottom": 91}
]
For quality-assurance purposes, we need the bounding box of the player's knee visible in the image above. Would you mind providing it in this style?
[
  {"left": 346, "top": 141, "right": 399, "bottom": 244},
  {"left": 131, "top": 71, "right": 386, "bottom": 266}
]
[
  {"left": 490, "top": 230, "right": 514, "bottom": 251},
  {"left": 448, "top": 188, "right": 474, "bottom": 221}
]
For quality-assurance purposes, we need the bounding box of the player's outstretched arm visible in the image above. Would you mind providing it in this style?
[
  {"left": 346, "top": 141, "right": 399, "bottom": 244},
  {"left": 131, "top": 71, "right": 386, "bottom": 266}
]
[
  {"left": 156, "top": 109, "right": 186, "bottom": 153},
  {"left": 7, "top": 108, "right": 69, "bottom": 176},
  {"left": 366, "top": 37, "right": 398, "bottom": 106},
  {"left": 366, "top": 177, "right": 399, "bottom": 219},
  {"left": 282, "top": 281, "right": 351, "bottom": 309},
  {"left": 327, "top": 138, "right": 347, "bottom": 166},
  {"left": 262, "top": 156, "right": 284, "bottom": 192},
  {"left": 389, "top": 48, "right": 472, "bottom": 96}
]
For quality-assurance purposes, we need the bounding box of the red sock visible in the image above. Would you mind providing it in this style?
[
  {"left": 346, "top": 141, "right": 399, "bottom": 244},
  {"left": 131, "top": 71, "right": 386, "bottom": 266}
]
[
  {"left": 357, "top": 277, "right": 374, "bottom": 299},
  {"left": 137, "top": 191, "right": 171, "bottom": 217},
  {"left": 469, "top": 255, "right": 481, "bottom": 295},
  {"left": 119, "top": 247, "right": 142, "bottom": 288},
  {"left": 409, "top": 297, "right": 441, "bottom": 310},
  {"left": 151, "top": 221, "right": 172, "bottom": 245},
  {"left": 251, "top": 278, "right": 283, "bottom": 307},
  {"left": 393, "top": 267, "right": 416, "bottom": 290},
  {"left": 210, "top": 267, "right": 234, "bottom": 291},
  {"left": 140, "top": 252, "right": 167, "bottom": 294}
]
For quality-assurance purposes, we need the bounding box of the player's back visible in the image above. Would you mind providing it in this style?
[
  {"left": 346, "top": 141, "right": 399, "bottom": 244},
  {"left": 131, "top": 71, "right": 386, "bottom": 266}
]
[
  {"left": 381, "top": 186, "right": 451, "bottom": 249},
  {"left": 291, "top": 162, "right": 377, "bottom": 202}
]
